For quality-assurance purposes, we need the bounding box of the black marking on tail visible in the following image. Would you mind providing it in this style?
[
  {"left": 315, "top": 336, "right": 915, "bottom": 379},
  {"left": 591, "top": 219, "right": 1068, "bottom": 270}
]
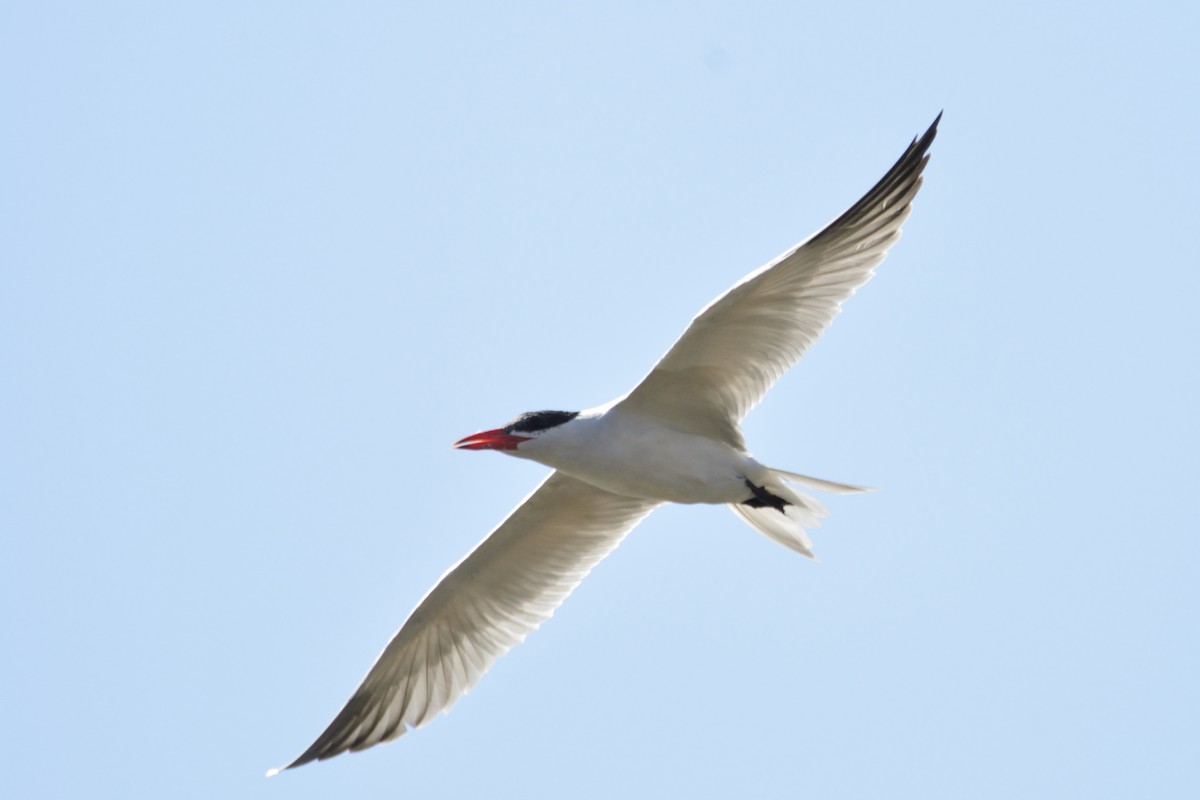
[{"left": 743, "top": 479, "right": 791, "bottom": 514}]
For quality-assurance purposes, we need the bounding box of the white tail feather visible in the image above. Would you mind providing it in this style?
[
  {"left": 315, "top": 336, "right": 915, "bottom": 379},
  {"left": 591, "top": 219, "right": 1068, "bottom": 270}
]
[
  {"left": 730, "top": 503, "right": 820, "bottom": 558},
  {"left": 774, "top": 469, "right": 876, "bottom": 495}
]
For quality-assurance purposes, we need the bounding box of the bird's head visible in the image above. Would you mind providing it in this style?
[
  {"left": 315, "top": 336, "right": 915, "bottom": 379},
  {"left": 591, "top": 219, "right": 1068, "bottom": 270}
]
[{"left": 453, "top": 410, "right": 581, "bottom": 453}]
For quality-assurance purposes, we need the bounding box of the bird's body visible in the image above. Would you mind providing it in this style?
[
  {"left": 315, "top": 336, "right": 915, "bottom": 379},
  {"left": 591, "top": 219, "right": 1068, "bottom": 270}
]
[
  {"left": 270, "top": 114, "right": 940, "bottom": 774},
  {"left": 511, "top": 405, "right": 762, "bottom": 504}
]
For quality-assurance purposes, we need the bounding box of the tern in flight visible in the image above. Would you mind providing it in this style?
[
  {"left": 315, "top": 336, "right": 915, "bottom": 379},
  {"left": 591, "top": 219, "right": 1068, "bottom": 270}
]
[{"left": 271, "top": 114, "right": 939, "bottom": 773}]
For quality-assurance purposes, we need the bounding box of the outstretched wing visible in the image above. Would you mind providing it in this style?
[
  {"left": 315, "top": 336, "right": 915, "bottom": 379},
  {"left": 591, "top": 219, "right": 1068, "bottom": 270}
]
[
  {"left": 272, "top": 472, "right": 659, "bottom": 772},
  {"left": 616, "top": 114, "right": 939, "bottom": 447}
]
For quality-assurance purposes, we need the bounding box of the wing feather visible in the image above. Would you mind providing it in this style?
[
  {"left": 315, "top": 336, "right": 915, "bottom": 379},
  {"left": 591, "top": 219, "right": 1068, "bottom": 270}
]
[
  {"left": 273, "top": 472, "right": 659, "bottom": 772},
  {"left": 617, "top": 114, "right": 940, "bottom": 446}
]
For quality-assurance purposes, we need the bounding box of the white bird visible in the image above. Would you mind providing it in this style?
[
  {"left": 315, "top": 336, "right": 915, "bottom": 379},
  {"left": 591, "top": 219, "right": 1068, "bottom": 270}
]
[{"left": 270, "top": 114, "right": 939, "bottom": 774}]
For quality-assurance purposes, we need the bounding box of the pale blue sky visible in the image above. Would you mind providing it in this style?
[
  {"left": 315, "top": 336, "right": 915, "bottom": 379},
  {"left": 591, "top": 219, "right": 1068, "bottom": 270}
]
[{"left": 3, "top": 2, "right": 1198, "bottom": 798}]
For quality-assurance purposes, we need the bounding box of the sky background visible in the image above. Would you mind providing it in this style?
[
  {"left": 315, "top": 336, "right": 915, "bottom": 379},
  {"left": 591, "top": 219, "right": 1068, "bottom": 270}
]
[{"left": 3, "top": 2, "right": 1198, "bottom": 798}]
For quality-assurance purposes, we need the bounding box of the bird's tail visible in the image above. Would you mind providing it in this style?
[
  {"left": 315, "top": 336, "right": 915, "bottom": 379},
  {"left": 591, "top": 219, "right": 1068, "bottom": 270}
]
[{"left": 729, "top": 469, "right": 874, "bottom": 559}]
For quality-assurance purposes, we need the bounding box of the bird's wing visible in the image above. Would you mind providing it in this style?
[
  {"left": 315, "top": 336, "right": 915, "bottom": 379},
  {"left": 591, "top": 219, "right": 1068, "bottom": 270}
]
[
  {"left": 272, "top": 472, "right": 659, "bottom": 772},
  {"left": 616, "top": 114, "right": 939, "bottom": 446}
]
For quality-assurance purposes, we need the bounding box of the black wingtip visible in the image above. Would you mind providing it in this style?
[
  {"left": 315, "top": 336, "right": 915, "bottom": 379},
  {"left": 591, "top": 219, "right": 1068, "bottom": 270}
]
[
  {"left": 907, "top": 112, "right": 942, "bottom": 147},
  {"left": 810, "top": 112, "right": 940, "bottom": 246},
  {"left": 914, "top": 111, "right": 941, "bottom": 150}
]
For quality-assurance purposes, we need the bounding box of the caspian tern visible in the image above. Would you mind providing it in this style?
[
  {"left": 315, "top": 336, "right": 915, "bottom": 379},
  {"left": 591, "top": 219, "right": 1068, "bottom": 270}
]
[{"left": 270, "top": 114, "right": 939, "bottom": 774}]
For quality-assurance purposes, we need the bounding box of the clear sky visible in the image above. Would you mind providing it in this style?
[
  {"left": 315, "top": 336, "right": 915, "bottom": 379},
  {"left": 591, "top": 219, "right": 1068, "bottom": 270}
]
[{"left": 3, "top": 2, "right": 1197, "bottom": 798}]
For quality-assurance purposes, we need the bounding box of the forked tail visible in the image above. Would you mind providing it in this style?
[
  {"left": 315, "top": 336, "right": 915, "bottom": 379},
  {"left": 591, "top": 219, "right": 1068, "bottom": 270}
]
[{"left": 730, "top": 469, "right": 874, "bottom": 559}]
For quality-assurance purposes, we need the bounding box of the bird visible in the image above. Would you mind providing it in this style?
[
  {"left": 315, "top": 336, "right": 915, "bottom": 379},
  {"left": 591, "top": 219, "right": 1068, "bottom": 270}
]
[{"left": 269, "top": 113, "right": 940, "bottom": 774}]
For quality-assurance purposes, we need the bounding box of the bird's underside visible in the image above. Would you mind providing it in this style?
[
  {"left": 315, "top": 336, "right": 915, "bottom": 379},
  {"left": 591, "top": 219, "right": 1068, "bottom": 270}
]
[{"left": 270, "top": 113, "right": 939, "bottom": 774}]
